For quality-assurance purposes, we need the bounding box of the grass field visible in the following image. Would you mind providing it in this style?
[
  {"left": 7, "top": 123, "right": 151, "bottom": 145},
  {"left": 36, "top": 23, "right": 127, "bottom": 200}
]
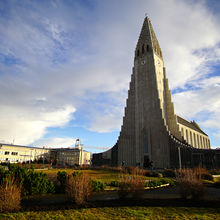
[
  {"left": 37, "top": 168, "right": 122, "bottom": 184},
  {"left": 1, "top": 167, "right": 219, "bottom": 219},
  {"left": 0, "top": 206, "right": 219, "bottom": 219},
  {"left": 37, "top": 168, "right": 165, "bottom": 185}
]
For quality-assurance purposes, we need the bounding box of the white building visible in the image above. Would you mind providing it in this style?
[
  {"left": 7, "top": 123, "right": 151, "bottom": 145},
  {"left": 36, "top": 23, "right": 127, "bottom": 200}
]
[
  {"left": 0, "top": 143, "right": 50, "bottom": 163},
  {"left": 0, "top": 141, "right": 91, "bottom": 165}
]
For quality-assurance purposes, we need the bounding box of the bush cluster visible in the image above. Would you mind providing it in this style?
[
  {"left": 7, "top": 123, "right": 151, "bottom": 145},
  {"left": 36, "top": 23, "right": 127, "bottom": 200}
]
[
  {"left": 65, "top": 173, "right": 92, "bottom": 205},
  {"left": 56, "top": 171, "right": 67, "bottom": 193},
  {"left": 0, "top": 164, "right": 54, "bottom": 196},
  {"left": 118, "top": 175, "right": 145, "bottom": 199},
  {"left": 176, "top": 169, "right": 205, "bottom": 200},
  {"left": 146, "top": 178, "right": 175, "bottom": 187},
  {"left": 145, "top": 171, "right": 163, "bottom": 178},
  {"left": 91, "top": 180, "right": 106, "bottom": 192},
  {"left": 0, "top": 176, "right": 21, "bottom": 212},
  {"left": 109, "top": 180, "right": 120, "bottom": 187},
  {"left": 210, "top": 169, "right": 220, "bottom": 175},
  {"left": 162, "top": 169, "right": 176, "bottom": 178},
  {"left": 124, "top": 166, "right": 147, "bottom": 176},
  {"left": 201, "top": 173, "right": 213, "bottom": 181}
]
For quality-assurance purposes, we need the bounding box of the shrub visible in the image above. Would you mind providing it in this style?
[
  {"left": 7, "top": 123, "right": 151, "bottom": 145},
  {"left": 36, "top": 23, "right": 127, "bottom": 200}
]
[
  {"left": 109, "top": 180, "right": 119, "bottom": 187},
  {"left": 176, "top": 169, "right": 205, "bottom": 200},
  {"left": 145, "top": 171, "right": 161, "bottom": 177},
  {"left": 118, "top": 175, "right": 145, "bottom": 199},
  {"left": 210, "top": 169, "right": 220, "bottom": 175},
  {"left": 0, "top": 164, "right": 54, "bottom": 196},
  {"left": 56, "top": 171, "right": 67, "bottom": 193},
  {"left": 146, "top": 180, "right": 163, "bottom": 187},
  {"left": 124, "top": 166, "right": 146, "bottom": 176},
  {"left": 201, "top": 173, "right": 213, "bottom": 181},
  {"left": 66, "top": 174, "right": 92, "bottom": 205},
  {"left": 163, "top": 169, "right": 176, "bottom": 178},
  {"left": 124, "top": 166, "right": 137, "bottom": 175},
  {"left": 161, "top": 178, "right": 176, "bottom": 187},
  {"left": 22, "top": 171, "right": 55, "bottom": 195},
  {"left": 72, "top": 171, "right": 82, "bottom": 178},
  {"left": 91, "top": 180, "right": 106, "bottom": 192},
  {"left": 0, "top": 176, "right": 21, "bottom": 212}
]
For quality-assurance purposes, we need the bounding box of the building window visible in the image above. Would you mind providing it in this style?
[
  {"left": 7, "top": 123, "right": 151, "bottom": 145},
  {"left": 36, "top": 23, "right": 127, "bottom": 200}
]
[
  {"left": 203, "top": 137, "right": 206, "bottom": 148},
  {"left": 186, "top": 130, "right": 188, "bottom": 142},
  {"left": 142, "top": 44, "right": 145, "bottom": 54},
  {"left": 146, "top": 45, "right": 149, "bottom": 52},
  {"left": 181, "top": 128, "right": 184, "bottom": 137},
  {"left": 193, "top": 133, "right": 196, "bottom": 147},
  {"left": 137, "top": 49, "right": 140, "bottom": 57},
  {"left": 5, "top": 151, "right": 9, "bottom": 155},
  {"left": 197, "top": 135, "right": 200, "bottom": 148},
  {"left": 200, "top": 136, "right": 203, "bottom": 148},
  {"left": 11, "top": 152, "right": 18, "bottom": 155},
  {"left": 190, "top": 131, "right": 192, "bottom": 145}
]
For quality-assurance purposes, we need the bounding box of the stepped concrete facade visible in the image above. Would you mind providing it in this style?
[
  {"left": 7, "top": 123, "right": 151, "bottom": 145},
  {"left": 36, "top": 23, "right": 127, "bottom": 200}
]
[{"left": 92, "top": 17, "right": 219, "bottom": 169}]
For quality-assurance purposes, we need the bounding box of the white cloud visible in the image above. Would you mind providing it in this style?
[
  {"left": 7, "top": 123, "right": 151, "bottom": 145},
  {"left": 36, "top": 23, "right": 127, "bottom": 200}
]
[
  {"left": 33, "top": 137, "right": 76, "bottom": 148},
  {"left": 0, "top": 105, "right": 75, "bottom": 145},
  {"left": 149, "top": 0, "right": 220, "bottom": 89},
  {"left": 173, "top": 76, "right": 220, "bottom": 144},
  {"left": 0, "top": 0, "right": 219, "bottom": 147}
]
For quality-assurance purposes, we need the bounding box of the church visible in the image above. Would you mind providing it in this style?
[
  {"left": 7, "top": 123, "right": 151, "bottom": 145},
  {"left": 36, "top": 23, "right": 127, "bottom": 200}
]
[{"left": 92, "top": 17, "right": 219, "bottom": 169}]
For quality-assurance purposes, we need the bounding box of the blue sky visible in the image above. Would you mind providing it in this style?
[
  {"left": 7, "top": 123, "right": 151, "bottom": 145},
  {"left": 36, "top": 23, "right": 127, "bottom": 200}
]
[{"left": 0, "top": 0, "right": 219, "bottom": 152}]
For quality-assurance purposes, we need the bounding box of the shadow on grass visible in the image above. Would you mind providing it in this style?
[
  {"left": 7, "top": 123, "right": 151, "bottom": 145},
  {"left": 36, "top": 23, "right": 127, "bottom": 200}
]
[{"left": 20, "top": 197, "right": 220, "bottom": 212}]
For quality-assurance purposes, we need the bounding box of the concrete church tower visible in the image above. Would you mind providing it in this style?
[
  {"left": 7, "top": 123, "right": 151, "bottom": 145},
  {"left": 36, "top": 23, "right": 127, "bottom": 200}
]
[
  {"left": 116, "top": 16, "right": 181, "bottom": 168},
  {"left": 92, "top": 16, "right": 213, "bottom": 169}
]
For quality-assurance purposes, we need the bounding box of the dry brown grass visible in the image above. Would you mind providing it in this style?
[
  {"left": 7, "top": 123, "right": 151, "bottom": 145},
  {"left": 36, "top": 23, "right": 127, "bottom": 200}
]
[
  {"left": 0, "top": 176, "right": 21, "bottom": 212},
  {"left": 124, "top": 166, "right": 147, "bottom": 176},
  {"left": 176, "top": 168, "right": 205, "bottom": 200},
  {"left": 118, "top": 175, "right": 145, "bottom": 199},
  {"left": 65, "top": 173, "right": 92, "bottom": 205}
]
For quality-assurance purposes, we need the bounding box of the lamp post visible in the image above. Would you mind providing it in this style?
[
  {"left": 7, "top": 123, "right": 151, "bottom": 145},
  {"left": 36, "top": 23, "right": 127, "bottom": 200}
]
[{"left": 178, "top": 146, "right": 182, "bottom": 169}]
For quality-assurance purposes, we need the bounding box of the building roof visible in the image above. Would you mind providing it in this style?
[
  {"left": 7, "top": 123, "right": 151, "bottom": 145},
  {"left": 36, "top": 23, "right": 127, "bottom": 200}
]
[
  {"left": 0, "top": 144, "right": 90, "bottom": 153},
  {"left": 0, "top": 143, "right": 49, "bottom": 150},
  {"left": 177, "top": 115, "right": 207, "bottom": 136}
]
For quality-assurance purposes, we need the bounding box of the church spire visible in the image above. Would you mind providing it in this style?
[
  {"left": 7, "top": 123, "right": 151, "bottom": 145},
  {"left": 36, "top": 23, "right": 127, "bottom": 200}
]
[{"left": 135, "top": 16, "right": 163, "bottom": 60}]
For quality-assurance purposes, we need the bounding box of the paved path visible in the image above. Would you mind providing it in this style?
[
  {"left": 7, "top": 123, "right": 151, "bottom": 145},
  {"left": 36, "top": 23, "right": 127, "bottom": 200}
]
[
  {"left": 90, "top": 186, "right": 220, "bottom": 201},
  {"left": 22, "top": 186, "right": 220, "bottom": 209}
]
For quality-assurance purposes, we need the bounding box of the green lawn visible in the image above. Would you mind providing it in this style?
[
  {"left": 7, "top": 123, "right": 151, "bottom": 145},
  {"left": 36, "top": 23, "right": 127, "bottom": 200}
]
[
  {"left": 0, "top": 207, "right": 219, "bottom": 220},
  {"left": 38, "top": 168, "right": 166, "bottom": 185},
  {"left": 38, "top": 168, "right": 122, "bottom": 184}
]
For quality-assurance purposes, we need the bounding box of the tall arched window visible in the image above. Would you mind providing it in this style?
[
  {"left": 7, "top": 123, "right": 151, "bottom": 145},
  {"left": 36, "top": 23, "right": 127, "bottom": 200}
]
[
  {"left": 193, "top": 133, "right": 196, "bottom": 148},
  {"left": 200, "top": 136, "right": 203, "bottom": 148},
  {"left": 146, "top": 45, "right": 149, "bottom": 52},
  {"left": 203, "top": 137, "right": 206, "bottom": 148},
  {"left": 137, "top": 49, "right": 140, "bottom": 57},
  {"left": 190, "top": 131, "right": 192, "bottom": 145},
  {"left": 186, "top": 129, "right": 188, "bottom": 143},
  {"left": 142, "top": 44, "right": 145, "bottom": 54}
]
